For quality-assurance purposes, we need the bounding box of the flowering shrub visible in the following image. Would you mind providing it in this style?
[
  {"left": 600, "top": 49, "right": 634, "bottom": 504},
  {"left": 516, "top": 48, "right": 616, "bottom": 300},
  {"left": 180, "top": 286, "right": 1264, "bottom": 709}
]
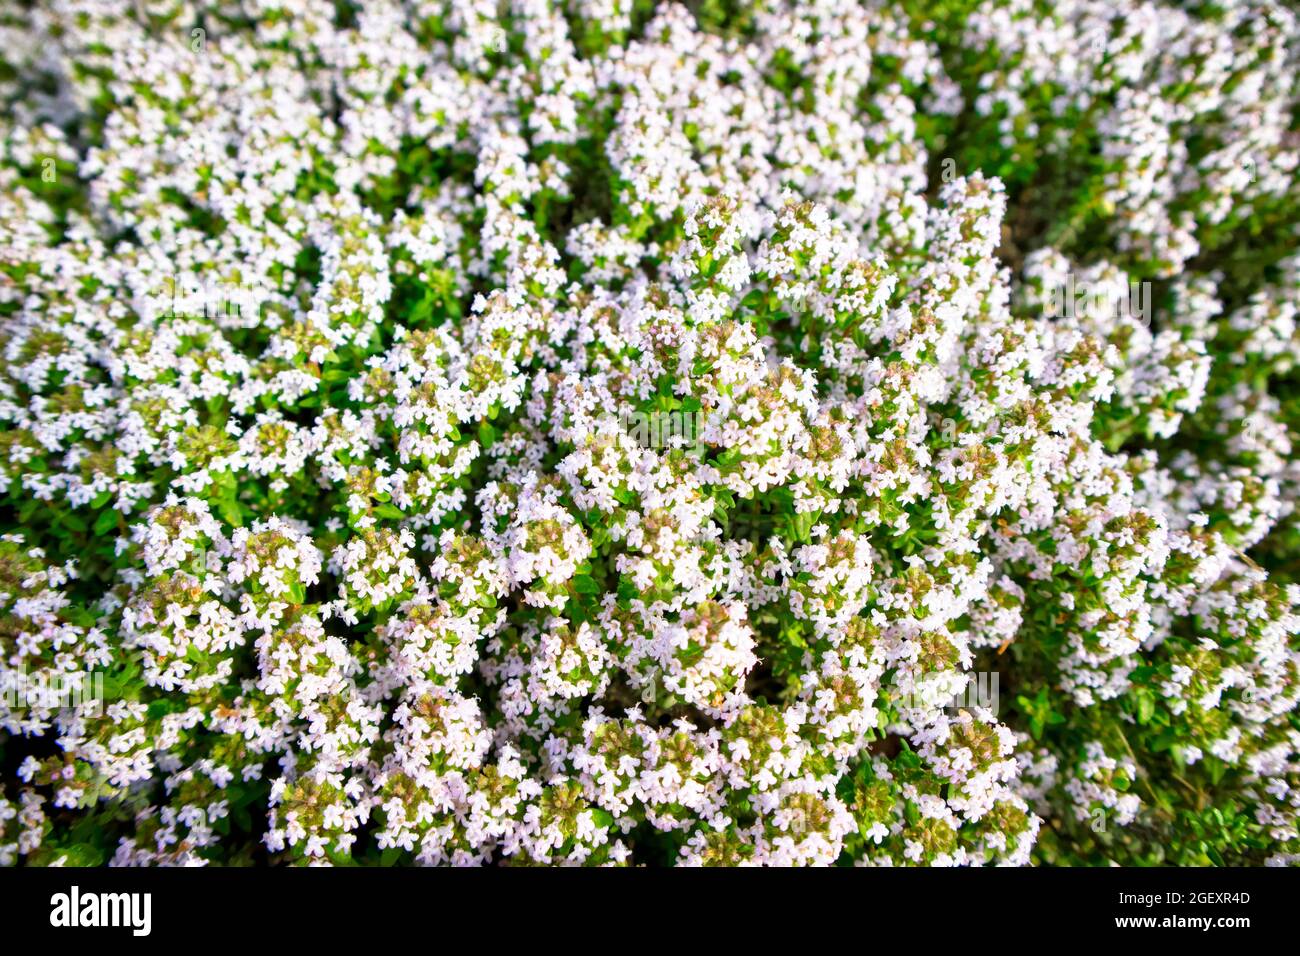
[{"left": 1, "top": 0, "right": 1299, "bottom": 868}]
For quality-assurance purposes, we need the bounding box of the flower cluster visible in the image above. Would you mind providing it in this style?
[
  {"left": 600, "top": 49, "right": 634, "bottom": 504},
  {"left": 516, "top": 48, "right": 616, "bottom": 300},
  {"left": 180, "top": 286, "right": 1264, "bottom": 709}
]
[{"left": 2, "top": 0, "right": 1299, "bottom": 867}]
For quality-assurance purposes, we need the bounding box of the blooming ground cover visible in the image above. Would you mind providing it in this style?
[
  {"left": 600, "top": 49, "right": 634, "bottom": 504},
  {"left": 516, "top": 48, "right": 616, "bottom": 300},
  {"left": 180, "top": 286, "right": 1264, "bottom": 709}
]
[{"left": 0, "top": 0, "right": 1298, "bottom": 867}]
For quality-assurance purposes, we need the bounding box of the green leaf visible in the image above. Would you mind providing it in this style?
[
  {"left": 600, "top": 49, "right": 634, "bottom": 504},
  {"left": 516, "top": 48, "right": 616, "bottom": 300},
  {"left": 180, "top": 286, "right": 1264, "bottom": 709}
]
[
  {"left": 572, "top": 575, "right": 601, "bottom": 595},
  {"left": 218, "top": 499, "right": 243, "bottom": 527},
  {"left": 93, "top": 507, "right": 120, "bottom": 536},
  {"left": 61, "top": 511, "right": 88, "bottom": 533}
]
